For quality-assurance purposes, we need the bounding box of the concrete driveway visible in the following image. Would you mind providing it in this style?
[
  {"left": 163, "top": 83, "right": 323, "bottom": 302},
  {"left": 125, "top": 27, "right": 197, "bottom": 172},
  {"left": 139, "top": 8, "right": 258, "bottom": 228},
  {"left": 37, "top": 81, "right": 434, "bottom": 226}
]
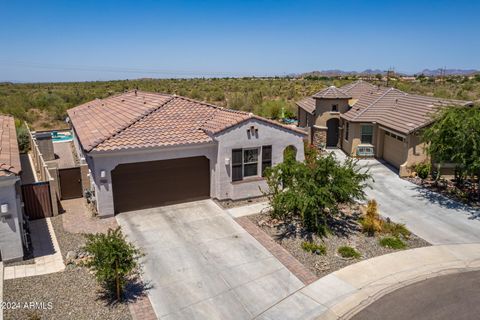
[
  {"left": 116, "top": 200, "right": 303, "bottom": 320},
  {"left": 361, "top": 159, "right": 480, "bottom": 245}
]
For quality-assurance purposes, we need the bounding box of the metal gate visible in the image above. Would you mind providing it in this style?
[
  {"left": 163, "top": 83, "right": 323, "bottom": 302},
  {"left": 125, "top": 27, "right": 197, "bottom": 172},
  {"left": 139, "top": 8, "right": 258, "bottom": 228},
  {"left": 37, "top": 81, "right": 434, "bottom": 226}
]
[
  {"left": 59, "top": 167, "right": 83, "bottom": 200},
  {"left": 21, "top": 182, "right": 53, "bottom": 220}
]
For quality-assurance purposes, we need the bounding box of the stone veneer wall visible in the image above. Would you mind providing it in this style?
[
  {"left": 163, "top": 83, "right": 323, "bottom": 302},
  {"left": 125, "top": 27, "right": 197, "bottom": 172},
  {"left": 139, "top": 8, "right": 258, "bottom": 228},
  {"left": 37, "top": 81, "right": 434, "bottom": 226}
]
[{"left": 312, "top": 127, "right": 327, "bottom": 149}]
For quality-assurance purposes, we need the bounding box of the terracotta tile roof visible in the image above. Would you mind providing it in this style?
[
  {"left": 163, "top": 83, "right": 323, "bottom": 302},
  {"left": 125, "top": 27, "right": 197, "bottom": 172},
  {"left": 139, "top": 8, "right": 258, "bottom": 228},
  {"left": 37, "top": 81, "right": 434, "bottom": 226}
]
[
  {"left": 340, "top": 80, "right": 378, "bottom": 99},
  {"left": 0, "top": 115, "right": 21, "bottom": 176},
  {"left": 68, "top": 91, "right": 305, "bottom": 152},
  {"left": 341, "top": 87, "right": 472, "bottom": 134},
  {"left": 312, "top": 86, "right": 352, "bottom": 99},
  {"left": 296, "top": 80, "right": 472, "bottom": 134},
  {"left": 295, "top": 96, "right": 316, "bottom": 114}
]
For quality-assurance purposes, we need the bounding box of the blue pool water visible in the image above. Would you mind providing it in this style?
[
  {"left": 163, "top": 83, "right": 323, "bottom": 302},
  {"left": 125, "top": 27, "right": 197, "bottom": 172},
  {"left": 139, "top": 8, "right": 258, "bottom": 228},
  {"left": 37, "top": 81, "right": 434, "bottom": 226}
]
[{"left": 51, "top": 131, "right": 73, "bottom": 142}]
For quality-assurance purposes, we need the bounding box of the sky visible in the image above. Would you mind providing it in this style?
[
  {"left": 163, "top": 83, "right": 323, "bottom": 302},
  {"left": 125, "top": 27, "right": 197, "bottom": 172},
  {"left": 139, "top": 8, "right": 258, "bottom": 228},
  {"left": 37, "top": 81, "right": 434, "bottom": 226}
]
[{"left": 0, "top": 0, "right": 479, "bottom": 82}]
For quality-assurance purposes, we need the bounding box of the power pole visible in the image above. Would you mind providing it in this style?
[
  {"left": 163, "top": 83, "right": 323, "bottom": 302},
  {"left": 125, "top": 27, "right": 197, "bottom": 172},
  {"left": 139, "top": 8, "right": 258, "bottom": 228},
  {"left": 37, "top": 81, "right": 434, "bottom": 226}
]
[{"left": 386, "top": 67, "right": 395, "bottom": 87}]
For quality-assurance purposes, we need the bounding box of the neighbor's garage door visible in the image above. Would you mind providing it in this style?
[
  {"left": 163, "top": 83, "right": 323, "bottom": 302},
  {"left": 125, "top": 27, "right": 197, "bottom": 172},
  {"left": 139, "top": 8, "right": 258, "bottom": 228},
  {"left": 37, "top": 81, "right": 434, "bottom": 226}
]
[
  {"left": 383, "top": 132, "right": 406, "bottom": 169},
  {"left": 111, "top": 156, "right": 210, "bottom": 214}
]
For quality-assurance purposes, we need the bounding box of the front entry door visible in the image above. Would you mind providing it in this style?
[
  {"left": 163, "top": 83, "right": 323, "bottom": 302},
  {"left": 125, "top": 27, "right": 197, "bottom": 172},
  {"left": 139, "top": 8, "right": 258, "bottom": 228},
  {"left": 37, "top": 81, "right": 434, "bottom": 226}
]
[{"left": 326, "top": 118, "right": 340, "bottom": 147}]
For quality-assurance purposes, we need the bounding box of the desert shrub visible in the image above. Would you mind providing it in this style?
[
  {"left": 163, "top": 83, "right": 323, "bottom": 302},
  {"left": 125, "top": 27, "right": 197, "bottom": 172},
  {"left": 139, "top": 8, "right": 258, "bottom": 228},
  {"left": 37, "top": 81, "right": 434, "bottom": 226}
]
[
  {"left": 379, "top": 237, "right": 406, "bottom": 249},
  {"left": 264, "top": 154, "right": 371, "bottom": 236},
  {"left": 359, "top": 199, "right": 382, "bottom": 236},
  {"left": 337, "top": 246, "right": 361, "bottom": 258},
  {"left": 382, "top": 221, "right": 411, "bottom": 239},
  {"left": 301, "top": 241, "right": 326, "bottom": 255},
  {"left": 16, "top": 124, "right": 30, "bottom": 153},
  {"left": 83, "top": 228, "right": 143, "bottom": 301},
  {"left": 415, "top": 162, "right": 431, "bottom": 180}
]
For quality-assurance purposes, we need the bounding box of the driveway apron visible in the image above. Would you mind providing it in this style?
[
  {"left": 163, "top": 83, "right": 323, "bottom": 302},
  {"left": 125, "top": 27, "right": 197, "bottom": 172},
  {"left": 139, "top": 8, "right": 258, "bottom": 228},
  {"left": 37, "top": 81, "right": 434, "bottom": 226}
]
[{"left": 116, "top": 200, "right": 303, "bottom": 320}]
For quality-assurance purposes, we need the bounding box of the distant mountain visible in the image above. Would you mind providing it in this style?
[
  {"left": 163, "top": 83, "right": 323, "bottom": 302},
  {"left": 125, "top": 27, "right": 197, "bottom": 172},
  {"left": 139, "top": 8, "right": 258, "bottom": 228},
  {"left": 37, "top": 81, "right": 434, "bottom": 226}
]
[
  {"left": 418, "top": 68, "right": 479, "bottom": 76},
  {"left": 298, "top": 68, "right": 479, "bottom": 78},
  {"left": 299, "top": 69, "right": 387, "bottom": 77}
]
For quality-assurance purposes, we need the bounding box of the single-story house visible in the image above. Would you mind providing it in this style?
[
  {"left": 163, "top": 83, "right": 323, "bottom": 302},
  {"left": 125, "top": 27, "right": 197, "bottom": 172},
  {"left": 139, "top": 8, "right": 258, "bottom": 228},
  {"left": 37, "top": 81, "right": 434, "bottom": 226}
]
[
  {"left": 297, "top": 80, "right": 473, "bottom": 176},
  {"left": 68, "top": 91, "right": 306, "bottom": 217},
  {"left": 0, "top": 115, "right": 25, "bottom": 262}
]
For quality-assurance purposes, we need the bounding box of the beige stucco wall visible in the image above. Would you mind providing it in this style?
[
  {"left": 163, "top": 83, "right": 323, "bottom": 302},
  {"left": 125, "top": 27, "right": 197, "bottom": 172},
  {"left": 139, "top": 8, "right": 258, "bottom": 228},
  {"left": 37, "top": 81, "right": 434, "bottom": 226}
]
[
  {"left": 399, "top": 133, "right": 429, "bottom": 177},
  {"left": 314, "top": 98, "right": 349, "bottom": 127},
  {"left": 341, "top": 122, "right": 379, "bottom": 157}
]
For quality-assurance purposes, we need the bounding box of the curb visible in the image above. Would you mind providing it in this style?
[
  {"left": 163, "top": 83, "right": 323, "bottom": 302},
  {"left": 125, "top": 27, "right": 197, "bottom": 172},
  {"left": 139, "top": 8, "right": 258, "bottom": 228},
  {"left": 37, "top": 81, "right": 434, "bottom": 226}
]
[{"left": 258, "top": 244, "right": 480, "bottom": 320}]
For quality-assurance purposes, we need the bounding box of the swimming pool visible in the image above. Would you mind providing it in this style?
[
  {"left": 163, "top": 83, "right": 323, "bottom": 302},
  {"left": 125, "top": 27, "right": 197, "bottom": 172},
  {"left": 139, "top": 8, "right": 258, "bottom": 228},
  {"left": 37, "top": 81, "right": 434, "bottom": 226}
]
[{"left": 51, "top": 131, "right": 73, "bottom": 143}]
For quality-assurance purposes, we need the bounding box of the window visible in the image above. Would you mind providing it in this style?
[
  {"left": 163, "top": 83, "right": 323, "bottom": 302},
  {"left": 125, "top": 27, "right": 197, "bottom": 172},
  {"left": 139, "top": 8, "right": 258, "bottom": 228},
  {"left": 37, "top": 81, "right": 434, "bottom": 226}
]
[
  {"left": 385, "top": 130, "right": 405, "bottom": 142},
  {"left": 331, "top": 104, "right": 338, "bottom": 112},
  {"left": 361, "top": 125, "right": 373, "bottom": 144},
  {"left": 261, "top": 145, "right": 272, "bottom": 176},
  {"left": 232, "top": 148, "right": 260, "bottom": 181},
  {"left": 345, "top": 122, "right": 350, "bottom": 141},
  {"left": 243, "top": 148, "right": 259, "bottom": 177}
]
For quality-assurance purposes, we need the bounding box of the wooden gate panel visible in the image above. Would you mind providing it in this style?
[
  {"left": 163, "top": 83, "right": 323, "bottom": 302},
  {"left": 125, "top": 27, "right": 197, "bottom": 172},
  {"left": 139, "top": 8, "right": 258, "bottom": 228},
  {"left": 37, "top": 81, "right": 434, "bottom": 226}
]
[
  {"left": 22, "top": 182, "right": 53, "bottom": 220},
  {"left": 59, "top": 167, "right": 83, "bottom": 200}
]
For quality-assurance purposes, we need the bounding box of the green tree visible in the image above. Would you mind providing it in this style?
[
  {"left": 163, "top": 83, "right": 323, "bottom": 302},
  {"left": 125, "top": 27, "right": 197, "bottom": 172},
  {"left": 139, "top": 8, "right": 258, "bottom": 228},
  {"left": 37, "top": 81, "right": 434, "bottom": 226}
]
[
  {"left": 83, "top": 228, "right": 143, "bottom": 301},
  {"left": 422, "top": 105, "right": 480, "bottom": 197},
  {"left": 16, "top": 124, "right": 30, "bottom": 153},
  {"left": 264, "top": 153, "right": 371, "bottom": 235}
]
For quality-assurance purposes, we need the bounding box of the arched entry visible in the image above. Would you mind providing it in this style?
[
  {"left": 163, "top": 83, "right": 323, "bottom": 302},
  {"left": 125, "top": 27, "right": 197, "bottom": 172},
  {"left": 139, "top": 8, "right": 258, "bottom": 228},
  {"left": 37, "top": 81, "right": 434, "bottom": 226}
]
[
  {"left": 283, "top": 145, "right": 297, "bottom": 161},
  {"left": 326, "top": 118, "right": 340, "bottom": 147}
]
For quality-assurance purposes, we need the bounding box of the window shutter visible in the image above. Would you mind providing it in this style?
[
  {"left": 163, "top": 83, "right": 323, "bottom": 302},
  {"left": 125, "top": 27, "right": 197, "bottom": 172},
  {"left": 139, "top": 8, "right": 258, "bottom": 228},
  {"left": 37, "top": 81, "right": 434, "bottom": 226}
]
[
  {"left": 261, "top": 145, "right": 272, "bottom": 176},
  {"left": 232, "top": 149, "right": 243, "bottom": 181}
]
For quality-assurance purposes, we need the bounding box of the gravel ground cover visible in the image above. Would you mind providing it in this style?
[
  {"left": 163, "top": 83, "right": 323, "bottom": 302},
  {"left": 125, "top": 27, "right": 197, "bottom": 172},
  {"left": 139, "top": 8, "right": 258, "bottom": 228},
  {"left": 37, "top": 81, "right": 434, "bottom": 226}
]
[
  {"left": 215, "top": 195, "right": 268, "bottom": 209},
  {"left": 248, "top": 205, "right": 430, "bottom": 278},
  {"left": 405, "top": 176, "right": 480, "bottom": 208},
  {"left": 3, "top": 214, "right": 132, "bottom": 320}
]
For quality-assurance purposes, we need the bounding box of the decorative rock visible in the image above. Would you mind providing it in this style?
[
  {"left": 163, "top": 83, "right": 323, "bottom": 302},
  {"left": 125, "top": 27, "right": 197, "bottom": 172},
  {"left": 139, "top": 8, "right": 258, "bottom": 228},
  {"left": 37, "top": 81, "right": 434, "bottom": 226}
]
[{"left": 66, "top": 251, "right": 77, "bottom": 264}]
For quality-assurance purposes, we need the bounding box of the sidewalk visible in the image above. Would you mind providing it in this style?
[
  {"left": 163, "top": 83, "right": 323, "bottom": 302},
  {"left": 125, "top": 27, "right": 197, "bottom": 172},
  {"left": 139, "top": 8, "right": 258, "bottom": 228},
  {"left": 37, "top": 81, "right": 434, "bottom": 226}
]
[
  {"left": 226, "top": 201, "right": 270, "bottom": 218},
  {"left": 4, "top": 218, "right": 64, "bottom": 279},
  {"left": 257, "top": 244, "right": 480, "bottom": 320}
]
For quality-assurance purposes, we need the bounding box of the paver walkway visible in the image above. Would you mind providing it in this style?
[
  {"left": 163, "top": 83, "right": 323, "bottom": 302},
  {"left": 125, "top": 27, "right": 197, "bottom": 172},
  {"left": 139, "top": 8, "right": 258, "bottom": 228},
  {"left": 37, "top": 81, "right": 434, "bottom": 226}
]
[
  {"left": 259, "top": 244, "right": 480, "bottom": 320},
  {"left": 4, "top": 218, "right": 64, "bottom": 279},
  {"left": 329, "top": 148, "right": 480, "bottom": 245}
]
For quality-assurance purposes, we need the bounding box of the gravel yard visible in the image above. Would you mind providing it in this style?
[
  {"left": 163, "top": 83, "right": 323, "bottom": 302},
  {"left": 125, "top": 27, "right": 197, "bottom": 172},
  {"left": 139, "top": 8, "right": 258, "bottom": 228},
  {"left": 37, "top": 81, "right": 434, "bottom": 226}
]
[
  {"left": 248, "top": 205, "right": 430, "bottom": 278},
  {"left": 215, "top": 195, "right": 269, "bottom": 209},
  {"left": 3, "top": 214, "right": 132, "bottom": 320}
]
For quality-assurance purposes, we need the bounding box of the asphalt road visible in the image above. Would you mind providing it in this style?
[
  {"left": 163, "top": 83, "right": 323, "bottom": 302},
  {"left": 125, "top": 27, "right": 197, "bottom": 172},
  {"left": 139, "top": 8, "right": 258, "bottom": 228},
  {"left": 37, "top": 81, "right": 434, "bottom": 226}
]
[{"left": 353, "top": 270, "right": 480, "bottom": 320}]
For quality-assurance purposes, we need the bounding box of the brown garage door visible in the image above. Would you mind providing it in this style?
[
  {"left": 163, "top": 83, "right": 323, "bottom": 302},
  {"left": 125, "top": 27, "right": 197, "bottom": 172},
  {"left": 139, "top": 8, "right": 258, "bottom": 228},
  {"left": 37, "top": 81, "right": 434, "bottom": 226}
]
[
  {"left": 111, "top": 156, "right": 210, "bottom": 214},
  {"left": 383, "top": 133, "right": 407, "bottom": 169}
]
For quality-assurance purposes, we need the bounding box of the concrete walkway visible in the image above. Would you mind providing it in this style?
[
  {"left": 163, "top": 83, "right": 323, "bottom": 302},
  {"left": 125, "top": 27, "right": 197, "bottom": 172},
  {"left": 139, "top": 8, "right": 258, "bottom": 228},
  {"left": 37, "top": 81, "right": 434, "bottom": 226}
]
[
  {"left": 328, "top": 149, "right": 480, "bottom": 245},
  {"left": 226, "top": 201, "right": 271, "bottom": 218},
  {"left": 4, "top": 218, "right": 64, "bottom": 279},
  {"left": 258, "top": 244, "right": 480, "bottom": 320}
]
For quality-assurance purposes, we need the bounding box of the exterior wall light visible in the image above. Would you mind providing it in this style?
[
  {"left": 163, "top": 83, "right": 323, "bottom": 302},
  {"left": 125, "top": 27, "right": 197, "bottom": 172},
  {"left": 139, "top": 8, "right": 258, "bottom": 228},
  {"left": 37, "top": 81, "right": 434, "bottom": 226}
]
[
  {"left": 225, "top": 158, "right": 230, "bottom": 165},
  {"left": 1, "top": 203, "right": 8, "bottom": 214},
  {"left": 100, "top": 170, "right": 106, "bottom": 179}
]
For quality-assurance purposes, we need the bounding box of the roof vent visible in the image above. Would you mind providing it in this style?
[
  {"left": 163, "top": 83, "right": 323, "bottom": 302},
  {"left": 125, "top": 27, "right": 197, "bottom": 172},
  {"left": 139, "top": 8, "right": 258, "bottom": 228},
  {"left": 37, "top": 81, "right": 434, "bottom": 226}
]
[
  {"left": 121, "top": 99, "right": 125, "bottom": 102},
  {"left": 134, "top": 89, "right": 138, "bottom": 96}
]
